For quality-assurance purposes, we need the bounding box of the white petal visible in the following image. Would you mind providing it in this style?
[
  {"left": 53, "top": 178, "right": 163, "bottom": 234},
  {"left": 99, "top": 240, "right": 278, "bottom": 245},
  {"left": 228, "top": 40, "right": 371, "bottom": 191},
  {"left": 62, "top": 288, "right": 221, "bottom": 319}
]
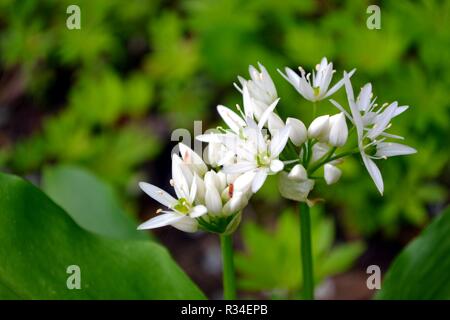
[
  {"left": 286, "top": 117, "right": 307, "bottom": 146},
  {"left": 242, "top": 85, "right": 254, "bottom": 118},
  {"left": 278, "top": 67, "right": 300, "bottom": 88},
  {"left": 328, "top": 113, "right": 348, "bottom": 147},
  {"left": 178, "top": 143, "right": 208, "bottom": 175},
  {"left": 308, "top": 115, "right": 330, "bottom": 141},
  {"left": 268, "top": 113, "right": 285, "bottom": 134},
  {"left": 139, "top": 182, "right": 177, "bottom": 208},
  {"left": 278, "top": 172, "right": 315, "bottom": 202},
  {"left": 190, "top": 205, "right": 208, "bottom": 218},
  {"left": 270, "top": 125, "right": 291, "bottom": 157},
  {"left": 196, "top": 133, "right": 224, "bottom": 143},
  {"left": 205, "top": 186, "right": 223, "bottom": 215},
  {"left": 344, "top": 72, "right": 363, "bottom": 140},
  {"left": 362, "top": 154, "right": 384, "bottom": 195},
  {"left": 358, "top": 83, "right": 372, "bottom": 111},
  {"left": 324, "top": 164, "right": 342, "bottom": 185},
  {"left": 251, "top": 169, "right": 268, "bottom": 192},
  {"left": 232, "top": 171, "right": 256, "bottom": 194},
  {"left": 188, "top": 176, "right": 197, "bottom": 204},
  {"left": 222, "top": 161, "right": 257, "bottom": 174},
  {"left": 223, "top": 193, "right": 248, "bottom": 216},
  {"left": 217, "top": 105, "right": 246, "bottom": 134},
  {"left": 375, "top": 142, "right": 417, "bottom": 158},
  {"left": 258, "top": 98, "right": 280, "bottom": 129},
  {"left": 137, "top": 212, "right": 184, "bottom": 230},
  {"left": 288, "top": 164, "right": 308, "bottom": 181},
  {"left": 367, "top": 102, "right": 397, "bottom": 139},
  {"left": 171, "top": 216, "right": 198, "bottom": 233},
  {"left": 172, "top": 154, "right": 191, "bottom": 199},
  {"left": 393, "top": 105, "right": 409, "bottom": 118},
  {"left": 193, "top": 174, "right": 206, "bottom": 203},
  {"left": 270, "top": 159, "right": 284, "bottom": 173}
]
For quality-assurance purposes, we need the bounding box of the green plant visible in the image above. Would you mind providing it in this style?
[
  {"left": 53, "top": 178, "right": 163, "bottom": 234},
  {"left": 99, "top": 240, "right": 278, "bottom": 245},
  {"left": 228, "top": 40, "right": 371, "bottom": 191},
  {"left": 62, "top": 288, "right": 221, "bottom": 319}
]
[{"left": 235, "top": 207, "right": 365, "bottom": 298}]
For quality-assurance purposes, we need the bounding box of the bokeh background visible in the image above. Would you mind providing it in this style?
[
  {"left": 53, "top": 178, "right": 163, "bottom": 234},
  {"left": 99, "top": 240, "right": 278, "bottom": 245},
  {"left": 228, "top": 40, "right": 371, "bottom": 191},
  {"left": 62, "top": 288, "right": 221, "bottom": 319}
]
[{"left": 0, "top": 0, "right": 449, "bottom": 299}]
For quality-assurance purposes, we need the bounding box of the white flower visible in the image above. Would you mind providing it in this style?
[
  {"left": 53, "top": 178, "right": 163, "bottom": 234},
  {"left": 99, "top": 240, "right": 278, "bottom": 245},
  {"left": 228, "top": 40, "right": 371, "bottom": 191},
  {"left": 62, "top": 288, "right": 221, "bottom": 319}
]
[
  {"left": 278, "top": 171, "right": 315, "bottom": 202},
  {"left": 178, "top": 143, "right": 208, "bottom": 176},
  {"left": 343, "top": 72, "right": 417, "bottom": 195},
  {"left": 137, "top": 144, "right": 210, "bottom": 232},
  {"left": 235, "top": 63, "right": 278, "bottom": 120},
  {"left": 279, "top": 57, "right": 355, "bottom": 102},
  {"left": 204, "top": 142, "right": 235, "bottom": 167},
  {"left": 308, "top": 115, "right": 330, "bottom": 141},
  {"left": 328, "top": 113, "right": 348, "bottom": 147},
  {"left": 220, "top": 118, "right": 291, "bottom": 192},
  {"left": 330, "top": 82, "right": 409, "bottom": 136},
  {"left": 203, "top": 170, "right": 254, "bottom": 217},
  {"left": 214, "top": 85, "right": 280, "bottom": 138},
  {"left": 324, "top": 164, "right": 342, "bottom": 185},
  {"left": 286, "top": 117, "right": 307, "bottom": 146},
  {"left": 138, "top": 143, "right": 255, "bottom": 233}
]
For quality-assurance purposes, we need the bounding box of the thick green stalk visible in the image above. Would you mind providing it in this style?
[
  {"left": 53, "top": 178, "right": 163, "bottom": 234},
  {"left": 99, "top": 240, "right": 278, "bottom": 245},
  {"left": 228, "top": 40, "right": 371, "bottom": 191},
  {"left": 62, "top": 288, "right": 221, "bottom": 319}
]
[
  {"left": 220, "top": 234, "right": 236, "bottom": 300},
  {"left": 299, "top": 202, "right": 314, "bottom": 300}
]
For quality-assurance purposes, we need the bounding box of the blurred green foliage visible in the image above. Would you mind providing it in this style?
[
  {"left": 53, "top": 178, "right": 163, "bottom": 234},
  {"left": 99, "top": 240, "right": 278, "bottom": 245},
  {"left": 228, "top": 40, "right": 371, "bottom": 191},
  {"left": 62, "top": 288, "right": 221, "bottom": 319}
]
[
  {"left": 236, "top": 207, "right": 365, "bottom": 298},
  {"left": 0, "top": 0, "right": 448, "bottom": 236}
]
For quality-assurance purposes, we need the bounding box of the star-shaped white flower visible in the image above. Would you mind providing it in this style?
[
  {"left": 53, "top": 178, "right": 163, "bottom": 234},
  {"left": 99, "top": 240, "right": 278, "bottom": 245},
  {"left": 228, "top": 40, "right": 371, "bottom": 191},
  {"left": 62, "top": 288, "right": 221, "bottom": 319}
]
[
  {"left": 137, "top": 144, "right": 208, "bottom": 232},
  {"left": 219, "top": 117, "right": 291, "bottom": 193},
  {"left": 342, "top": 72, "right": 417, "bottom": 195},
  {"left": 234, "top": 62, "right": 278, "bottom": 120},
  {"left": 279, "top": 57, "right": 355, "bottom": 102}
]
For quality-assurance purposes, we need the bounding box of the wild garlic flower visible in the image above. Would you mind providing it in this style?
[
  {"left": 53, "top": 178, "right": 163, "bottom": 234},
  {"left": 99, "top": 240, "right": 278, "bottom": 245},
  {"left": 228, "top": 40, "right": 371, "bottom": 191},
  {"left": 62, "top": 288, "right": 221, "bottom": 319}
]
[
  {"left": 278, "top": 164, "right": 315, "bottom": 203},
  {"left": 234, "top": 63, "right": 278, "bottom": 120},
  {"left": 279, "top": 57, "right": 355, "bottom": 102},
  {"left": 221, "top": 118, "right": 290, "bottom": 192},
  {"left": 137, "top": 150, "right": 207, "bottom": 232},
  {"left": 341, "top": 72, "right": 417, "bottom": 194},
  {"left": 138, "top": 143, "right": 254, "bottom": 234}
]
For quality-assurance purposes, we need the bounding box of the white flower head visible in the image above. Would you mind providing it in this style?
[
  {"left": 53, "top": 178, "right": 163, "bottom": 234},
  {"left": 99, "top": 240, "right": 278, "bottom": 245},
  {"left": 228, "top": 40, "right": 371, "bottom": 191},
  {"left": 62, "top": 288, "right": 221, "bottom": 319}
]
[
  {"left": 279, "top": 57, "right": 356, "bottom": 102},
  {"left": 220, "top": 117, "right": 291, "bottom": 193},
  {"left": 235, "top": 63, "right": 278, "bottom": 120},
  {"left": 343, "top": 72, "right": 416, "bottom": 195}
]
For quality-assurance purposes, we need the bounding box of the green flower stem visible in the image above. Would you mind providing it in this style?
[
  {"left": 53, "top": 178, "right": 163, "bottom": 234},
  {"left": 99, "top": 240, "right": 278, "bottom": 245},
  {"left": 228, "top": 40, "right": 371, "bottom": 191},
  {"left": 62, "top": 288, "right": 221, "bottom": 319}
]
[
  {"left": 220, "top": 234, "right": 236, "bottom": 300},
  {"left": 299, "top": 202, "right": 314, "bottom": 300}
]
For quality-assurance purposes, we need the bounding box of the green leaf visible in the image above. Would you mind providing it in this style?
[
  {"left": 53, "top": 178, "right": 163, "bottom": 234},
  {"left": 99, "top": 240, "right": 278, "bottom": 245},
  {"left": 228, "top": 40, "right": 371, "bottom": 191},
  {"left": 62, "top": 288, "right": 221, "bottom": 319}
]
[
  {"left": 42, "top": 165, "right": 146, "bottom": 240},
  {"left": 0, "top": 172, "right": 204, "bottom": 299},
  {"left": 317, "top": 242, "right": 366, "bottom": 279},
  {"left": 376, "top": 208, "right": 450, "bottom": 299},
  {"left": 236, "top": 207, "right": 364, "bottom": 295}
]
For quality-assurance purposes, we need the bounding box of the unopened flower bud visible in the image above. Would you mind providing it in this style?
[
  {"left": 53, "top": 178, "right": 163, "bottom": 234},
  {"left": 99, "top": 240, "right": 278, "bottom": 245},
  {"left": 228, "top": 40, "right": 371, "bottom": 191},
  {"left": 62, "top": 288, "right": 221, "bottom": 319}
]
[
  {"left": 324, "top": 164, "right": 342, "bottom": 185},
  {"left": 286, "top": 117, "right": 307, "bottom": 146},
  {"left": 328, "top": 113, "right": 348, "bottom": 147},
  {"left": 288, "top": 164, "right": 308, "bottom": 181},
  {"left": 308, "top": 115, "right": 330, "bottom": 141}
]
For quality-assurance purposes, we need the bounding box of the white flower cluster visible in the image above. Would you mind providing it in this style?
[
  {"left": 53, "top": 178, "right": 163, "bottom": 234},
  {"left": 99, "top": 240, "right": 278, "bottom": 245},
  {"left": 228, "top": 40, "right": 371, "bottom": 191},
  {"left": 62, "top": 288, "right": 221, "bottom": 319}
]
[{"left": 138, "top": 57, "right": 416, "bottom": 233}]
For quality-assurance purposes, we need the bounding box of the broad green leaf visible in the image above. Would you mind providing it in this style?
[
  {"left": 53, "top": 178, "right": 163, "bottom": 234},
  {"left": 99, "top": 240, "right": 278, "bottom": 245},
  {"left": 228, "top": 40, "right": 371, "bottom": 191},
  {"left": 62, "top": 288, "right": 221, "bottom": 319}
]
[
  {"left": 42, "top": 165, "right": 146, "bottom": 240},
  {"left": 376, "top": 208, "right": 450, "bottom": 299},
  {"left": 0, "top": 173, "right": 204, "bottom": 299}
]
